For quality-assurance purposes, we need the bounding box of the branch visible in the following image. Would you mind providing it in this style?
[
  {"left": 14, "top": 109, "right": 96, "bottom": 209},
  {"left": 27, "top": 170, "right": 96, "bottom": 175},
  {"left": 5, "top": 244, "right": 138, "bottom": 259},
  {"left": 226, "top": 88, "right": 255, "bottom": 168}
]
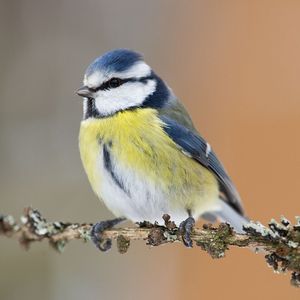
[{"left": 1, "top": 208, "right": 300, "bottom": 287}]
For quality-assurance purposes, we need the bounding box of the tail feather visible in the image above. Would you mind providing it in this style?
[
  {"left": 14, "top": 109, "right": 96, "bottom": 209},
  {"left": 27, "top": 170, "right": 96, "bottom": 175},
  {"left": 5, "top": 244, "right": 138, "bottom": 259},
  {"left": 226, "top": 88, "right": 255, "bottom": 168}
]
[{"left": 214, "top": 199, "right": 249, "bottom": 233}]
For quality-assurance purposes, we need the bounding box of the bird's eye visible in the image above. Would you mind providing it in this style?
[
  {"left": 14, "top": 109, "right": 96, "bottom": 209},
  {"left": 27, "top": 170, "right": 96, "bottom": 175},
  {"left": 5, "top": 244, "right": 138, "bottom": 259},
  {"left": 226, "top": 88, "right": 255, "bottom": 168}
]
[
  {"left": 96, "top": 77, "right": 125, "bottom": 91},
  {"left": 108, "top": 78, "right": 122, "bottom": 89}
]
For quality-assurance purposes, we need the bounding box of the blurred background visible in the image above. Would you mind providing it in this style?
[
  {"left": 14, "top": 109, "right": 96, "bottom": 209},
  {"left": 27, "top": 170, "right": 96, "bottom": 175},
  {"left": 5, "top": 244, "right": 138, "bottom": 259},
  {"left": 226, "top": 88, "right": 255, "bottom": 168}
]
[{"left": 1, "top": 0, "right": 300, "bottom": 299}]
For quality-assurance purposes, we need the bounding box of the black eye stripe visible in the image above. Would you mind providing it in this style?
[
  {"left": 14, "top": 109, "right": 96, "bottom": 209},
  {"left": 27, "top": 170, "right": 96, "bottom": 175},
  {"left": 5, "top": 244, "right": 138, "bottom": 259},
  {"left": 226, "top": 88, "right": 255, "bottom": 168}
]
[{"left": 89, "top": 75, "right": 154, "bottom": 93}]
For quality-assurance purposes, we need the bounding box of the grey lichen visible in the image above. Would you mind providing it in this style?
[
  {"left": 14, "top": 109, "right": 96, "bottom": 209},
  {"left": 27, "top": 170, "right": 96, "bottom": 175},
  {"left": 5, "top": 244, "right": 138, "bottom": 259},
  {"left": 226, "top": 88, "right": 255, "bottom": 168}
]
[
  {"left": 294, "top": 216, "right": 300, "bottom": 231},
  {"left": 50, "top": 240, "right": 67, "bottom": 253},
  {"left": 26, "top": 208, "right": 70, "bottom": 237},
  {"left": 288, "top": 240, "right": 299, "bottom": 249},
  {"left": 77, "top": 227, "right": 91, "bottom": 242},
  {"left": 291, "top": 272, "right": 300, "bottom": 288},
  {"left": 243, "top": 221, "right": 279, "bottom": 239},
  {"left": 280, "top": 216, "right": 291, "bottom": 228},
  {"left": 242, "top": 216, "right": 300, "bottom": 285},
  {"left": 0, "top": 215, "right": 20, "bottom": 233}
]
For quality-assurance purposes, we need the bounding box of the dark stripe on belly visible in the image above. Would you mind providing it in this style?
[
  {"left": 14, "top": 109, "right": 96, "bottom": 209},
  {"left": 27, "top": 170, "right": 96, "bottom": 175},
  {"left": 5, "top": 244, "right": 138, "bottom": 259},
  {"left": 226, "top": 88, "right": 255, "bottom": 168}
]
[{"left": 103, "top": 144, "right": 130, "bottom": 197}]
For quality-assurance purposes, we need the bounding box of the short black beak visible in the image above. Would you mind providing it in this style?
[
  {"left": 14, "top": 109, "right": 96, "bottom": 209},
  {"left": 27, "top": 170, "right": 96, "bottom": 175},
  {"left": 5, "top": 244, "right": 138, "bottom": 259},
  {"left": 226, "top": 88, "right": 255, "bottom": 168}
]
[{"left": 76, "top": 86, "right": 93, "bottom": 98}]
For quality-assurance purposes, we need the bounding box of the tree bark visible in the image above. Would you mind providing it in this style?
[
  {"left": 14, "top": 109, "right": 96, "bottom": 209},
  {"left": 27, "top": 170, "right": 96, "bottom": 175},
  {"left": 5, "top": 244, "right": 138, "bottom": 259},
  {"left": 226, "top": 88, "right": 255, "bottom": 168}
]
[{"left": 1, "top": 207, "right": 300, "bottom": 288}]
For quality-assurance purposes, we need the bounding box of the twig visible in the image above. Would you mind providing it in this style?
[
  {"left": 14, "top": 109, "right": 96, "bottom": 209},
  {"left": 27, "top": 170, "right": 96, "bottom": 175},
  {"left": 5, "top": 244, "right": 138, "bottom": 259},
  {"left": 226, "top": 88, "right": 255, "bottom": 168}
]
[{"left": 1, "top": 208, "right": 300, "bottom": 287}]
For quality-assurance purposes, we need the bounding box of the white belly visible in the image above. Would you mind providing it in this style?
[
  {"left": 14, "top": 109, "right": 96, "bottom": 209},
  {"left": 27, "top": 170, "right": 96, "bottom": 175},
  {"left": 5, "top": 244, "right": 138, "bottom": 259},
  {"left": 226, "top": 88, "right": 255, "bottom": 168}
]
[{"left": 96, "top": 145, "right": 189, "bottom": 224}]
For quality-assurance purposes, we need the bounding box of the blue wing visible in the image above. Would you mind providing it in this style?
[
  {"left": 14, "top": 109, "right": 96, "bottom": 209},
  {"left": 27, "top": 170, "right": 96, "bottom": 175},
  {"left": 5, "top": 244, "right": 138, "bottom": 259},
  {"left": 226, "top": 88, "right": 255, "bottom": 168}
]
[{"left": 159, "top": 115, "right": 244, "bottom": 215}]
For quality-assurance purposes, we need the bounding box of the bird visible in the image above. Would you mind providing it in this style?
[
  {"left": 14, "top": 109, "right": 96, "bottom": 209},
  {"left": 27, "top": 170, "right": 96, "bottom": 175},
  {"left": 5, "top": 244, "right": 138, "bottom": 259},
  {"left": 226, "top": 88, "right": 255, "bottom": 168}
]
[{"left": 76, "top": 49, "right": 248, "bottom": 251}]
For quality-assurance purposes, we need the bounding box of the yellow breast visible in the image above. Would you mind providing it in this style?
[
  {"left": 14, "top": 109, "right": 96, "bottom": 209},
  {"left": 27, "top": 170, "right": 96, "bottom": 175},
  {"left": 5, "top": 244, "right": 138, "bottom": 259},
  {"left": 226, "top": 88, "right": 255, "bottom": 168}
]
[{"left": 79, "top": 108, "right": 218, "bottom": 212}]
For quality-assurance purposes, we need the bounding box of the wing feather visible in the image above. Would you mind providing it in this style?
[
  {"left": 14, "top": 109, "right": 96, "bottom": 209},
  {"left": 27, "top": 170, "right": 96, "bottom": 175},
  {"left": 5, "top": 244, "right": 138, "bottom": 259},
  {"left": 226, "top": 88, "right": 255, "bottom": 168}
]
[{"left": 159, "top": 115, "right": 244, "bottom": 215}]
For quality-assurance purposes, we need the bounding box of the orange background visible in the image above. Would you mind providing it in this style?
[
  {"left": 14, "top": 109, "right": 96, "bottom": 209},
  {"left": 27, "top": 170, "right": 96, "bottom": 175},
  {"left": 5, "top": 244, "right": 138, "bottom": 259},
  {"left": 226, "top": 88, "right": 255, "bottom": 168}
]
[{"left": 1, "top": 1, "right": 300, "bottom": 299}]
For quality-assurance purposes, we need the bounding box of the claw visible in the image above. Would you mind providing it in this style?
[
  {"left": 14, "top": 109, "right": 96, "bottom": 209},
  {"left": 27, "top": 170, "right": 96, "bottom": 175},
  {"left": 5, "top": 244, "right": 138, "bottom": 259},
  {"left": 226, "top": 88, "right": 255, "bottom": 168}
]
[
  {"left": 179, "top": 216, "right": 195, "bottom": 247},
  {"left": 91, "top": 218, "right": 125, "bottom": 251}
]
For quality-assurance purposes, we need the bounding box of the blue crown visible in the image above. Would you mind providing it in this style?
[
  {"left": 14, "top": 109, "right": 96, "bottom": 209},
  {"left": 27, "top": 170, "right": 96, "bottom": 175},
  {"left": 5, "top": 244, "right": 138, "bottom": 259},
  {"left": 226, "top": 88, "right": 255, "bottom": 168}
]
[{"left": 86, "top": 49, "right": 143, "bottom": 76}]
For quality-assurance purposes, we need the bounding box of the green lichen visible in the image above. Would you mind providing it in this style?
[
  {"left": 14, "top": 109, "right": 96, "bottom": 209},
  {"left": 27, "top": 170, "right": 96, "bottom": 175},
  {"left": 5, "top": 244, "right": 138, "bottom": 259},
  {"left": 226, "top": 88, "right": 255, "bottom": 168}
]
[
  {"left": 78, "top": 227, "right": 91, "bottom": 242},
  {"left": 196, "top": 223, "right": 233, "bottom": 259},
  {"left": 117, "top": 235, "right": 130, "bottom": 254},
  {"left": 50, "top": 240, "right": 67, "bottom": 253}
]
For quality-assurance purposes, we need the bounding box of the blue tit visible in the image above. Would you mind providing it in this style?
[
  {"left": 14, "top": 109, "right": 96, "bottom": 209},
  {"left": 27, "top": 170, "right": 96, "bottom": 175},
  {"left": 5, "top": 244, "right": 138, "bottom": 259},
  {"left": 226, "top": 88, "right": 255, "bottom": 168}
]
[{"left": 76, "top": 49, "right": 248, "bottom": 250}]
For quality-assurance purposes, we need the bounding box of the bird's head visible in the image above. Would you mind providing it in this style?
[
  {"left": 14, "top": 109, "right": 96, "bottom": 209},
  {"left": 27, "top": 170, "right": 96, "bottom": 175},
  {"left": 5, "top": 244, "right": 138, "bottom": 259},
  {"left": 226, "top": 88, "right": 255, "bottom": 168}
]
[{"left": 76, "top": 49, "right": 170, "bottom": 119}]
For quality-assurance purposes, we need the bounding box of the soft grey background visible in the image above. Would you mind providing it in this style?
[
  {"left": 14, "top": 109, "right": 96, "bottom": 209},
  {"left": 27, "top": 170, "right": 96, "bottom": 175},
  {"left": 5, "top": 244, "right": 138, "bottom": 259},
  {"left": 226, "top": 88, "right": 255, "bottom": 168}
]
[
  {"left": 0, "top": 1, "right": 181, "bottom": 299},
  {"left": 1, "top": 1, "right": 300, "bottom": 299}
]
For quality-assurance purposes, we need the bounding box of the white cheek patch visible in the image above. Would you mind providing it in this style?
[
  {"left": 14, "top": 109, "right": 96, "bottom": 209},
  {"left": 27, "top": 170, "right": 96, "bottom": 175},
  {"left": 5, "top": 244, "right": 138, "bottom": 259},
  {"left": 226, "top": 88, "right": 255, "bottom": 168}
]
[{"left": 94, "top": 79, "right": 156, "bottom": 116}]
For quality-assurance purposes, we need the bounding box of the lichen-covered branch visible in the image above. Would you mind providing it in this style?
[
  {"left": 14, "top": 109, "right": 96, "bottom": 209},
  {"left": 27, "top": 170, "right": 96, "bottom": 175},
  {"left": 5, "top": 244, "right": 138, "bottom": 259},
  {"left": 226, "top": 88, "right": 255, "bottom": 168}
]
[{"left": 1, "top": 208, "right": 300, "bottom": 287}]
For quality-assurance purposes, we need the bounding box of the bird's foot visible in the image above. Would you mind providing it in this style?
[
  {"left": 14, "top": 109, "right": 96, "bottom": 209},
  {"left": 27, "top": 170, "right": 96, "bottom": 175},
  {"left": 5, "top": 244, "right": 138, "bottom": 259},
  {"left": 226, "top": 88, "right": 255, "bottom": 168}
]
[
  {"left": 179, "top": 216, "right": 195, "bottom": 247},
  {"left": 91, "top": 217, "right": 125, "bottom": 251}
]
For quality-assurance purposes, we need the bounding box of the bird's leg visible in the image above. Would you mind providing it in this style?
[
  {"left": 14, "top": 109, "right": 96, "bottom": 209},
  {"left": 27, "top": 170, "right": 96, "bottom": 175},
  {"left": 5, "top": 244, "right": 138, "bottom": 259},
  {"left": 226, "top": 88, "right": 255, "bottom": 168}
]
[
  {"left": 179, "top": 212, "right": 195, "bottom": 248},
  {"left": 91, "top": 217, "right": 126, "bottom": 251}
]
